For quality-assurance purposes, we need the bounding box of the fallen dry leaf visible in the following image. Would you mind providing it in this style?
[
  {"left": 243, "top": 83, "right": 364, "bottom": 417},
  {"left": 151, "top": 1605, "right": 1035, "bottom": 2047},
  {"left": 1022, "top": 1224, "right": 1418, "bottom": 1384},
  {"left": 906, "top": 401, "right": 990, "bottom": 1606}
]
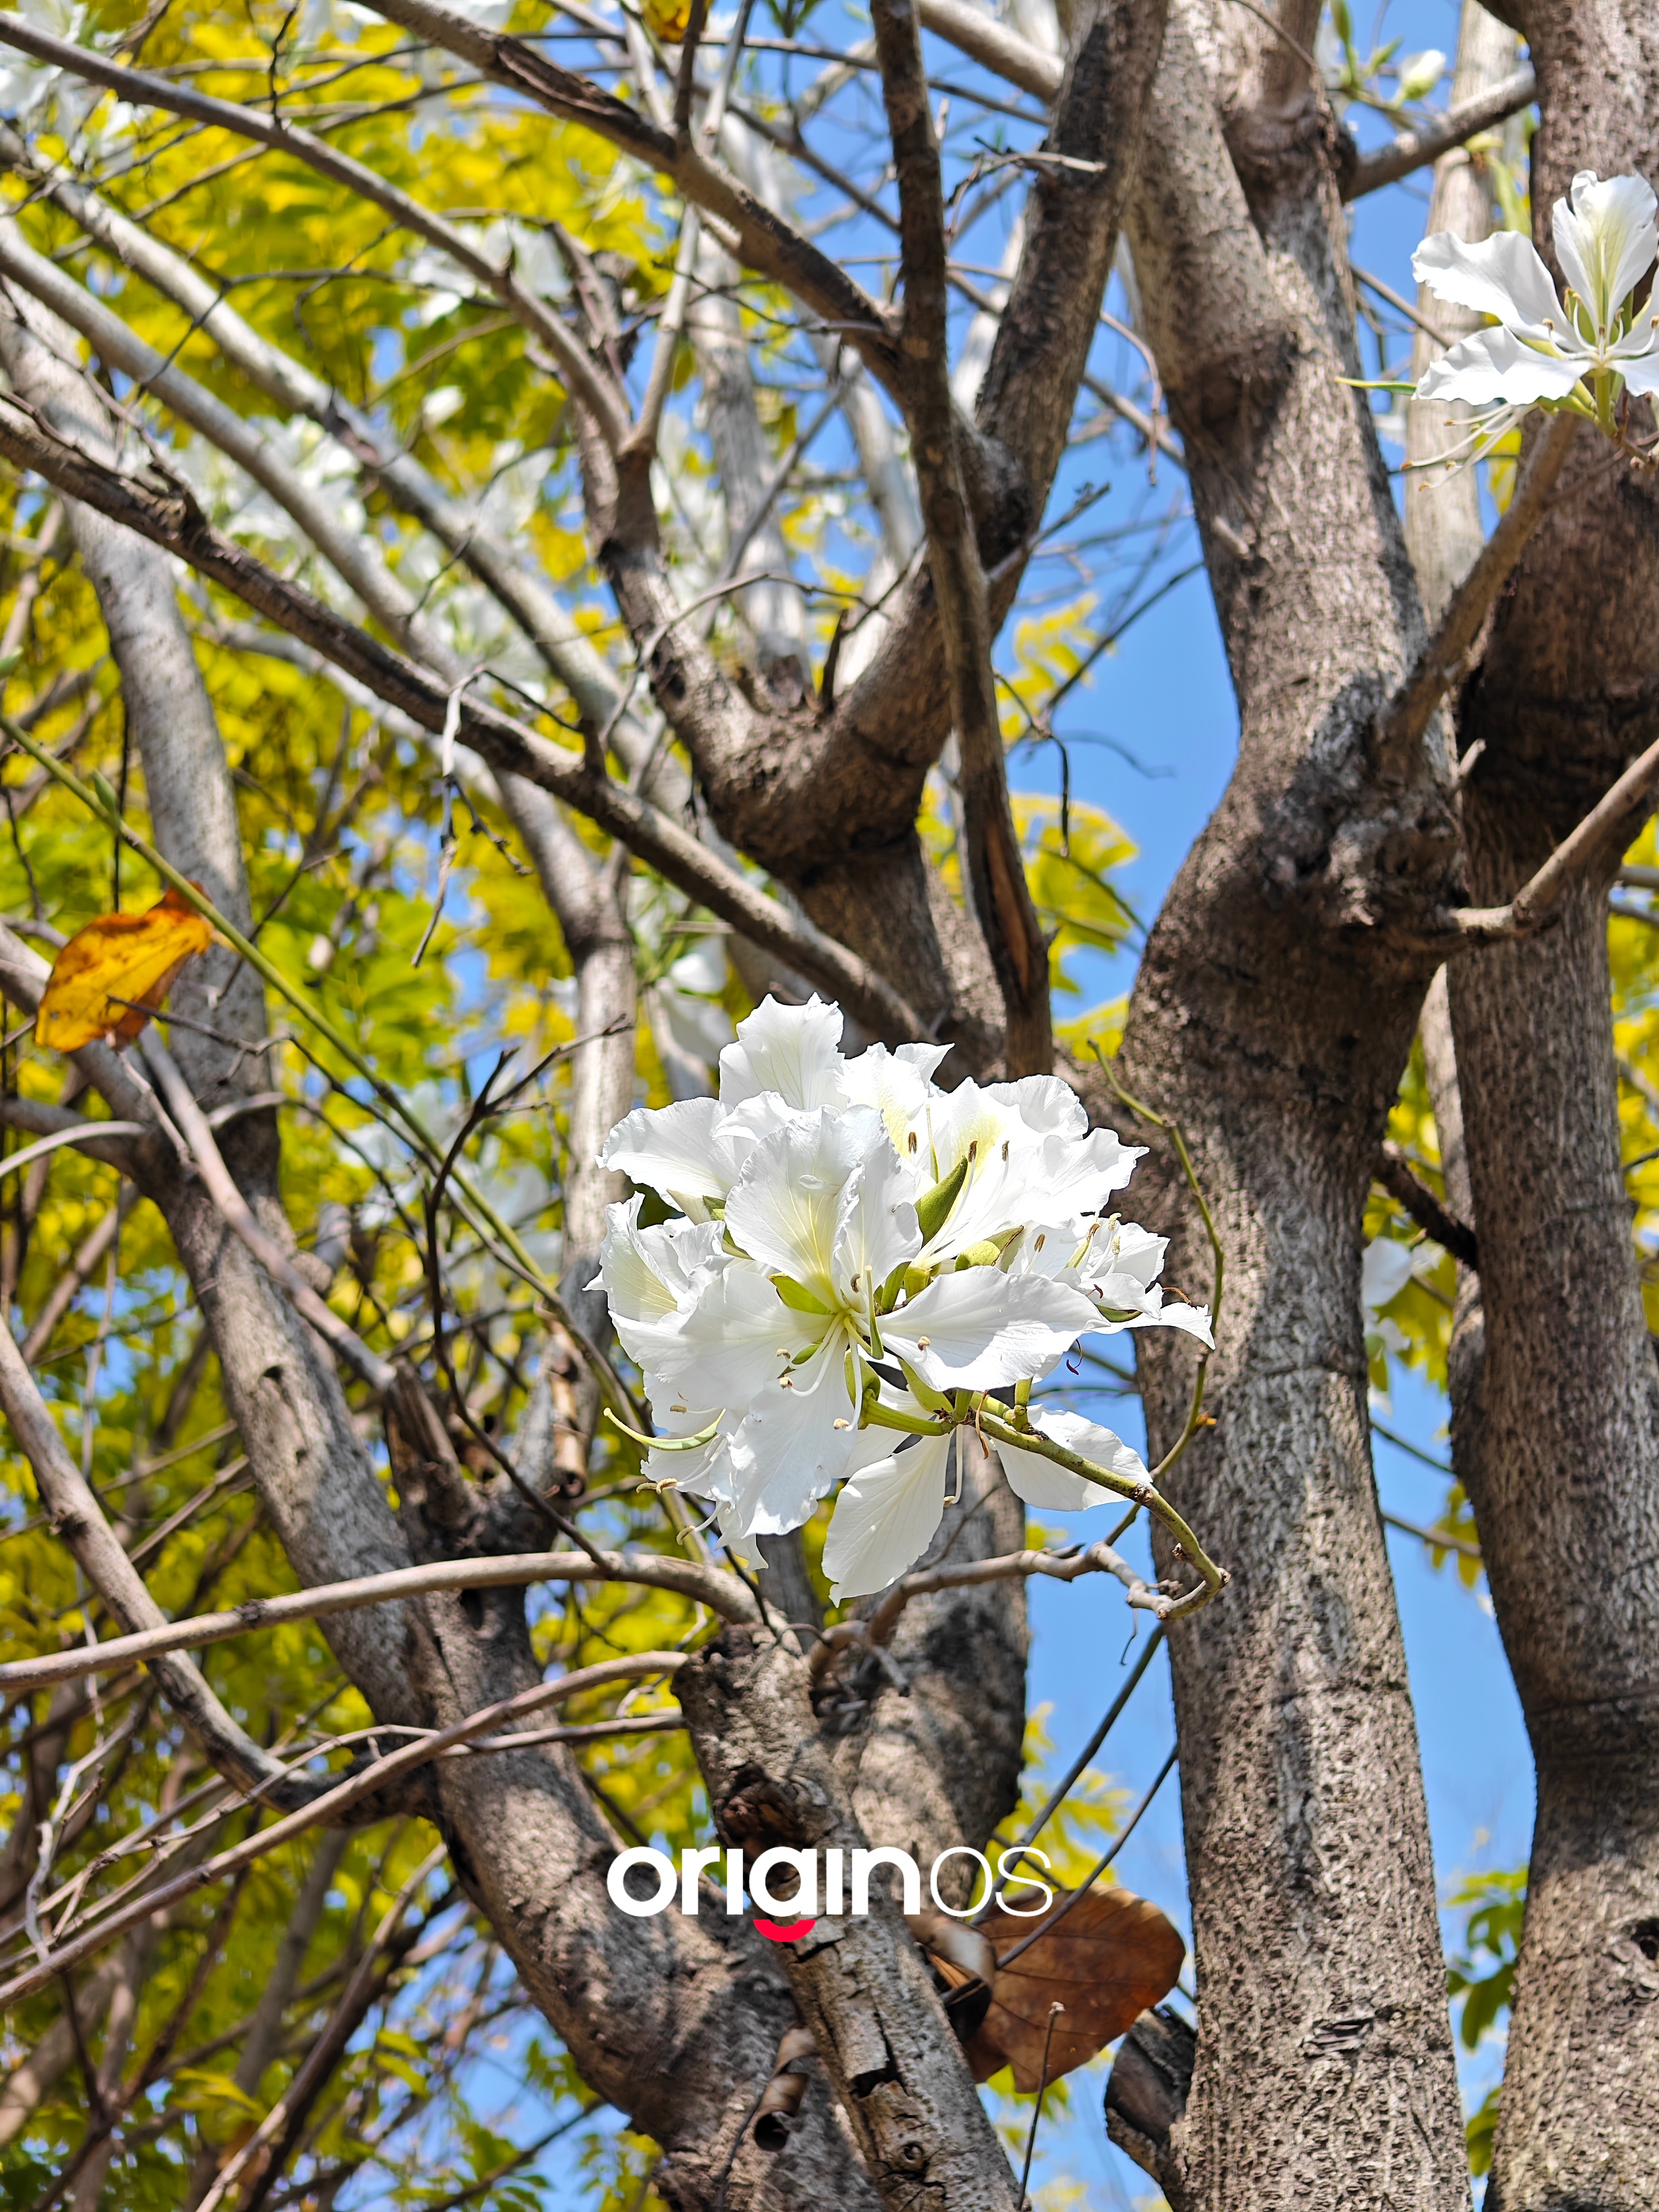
[
  {"left": 962, "top": 1886, "right": 1185, "bottom": 2090},
  {"left": 35, "top": 885, "right": 213, "bottom": 1053}
]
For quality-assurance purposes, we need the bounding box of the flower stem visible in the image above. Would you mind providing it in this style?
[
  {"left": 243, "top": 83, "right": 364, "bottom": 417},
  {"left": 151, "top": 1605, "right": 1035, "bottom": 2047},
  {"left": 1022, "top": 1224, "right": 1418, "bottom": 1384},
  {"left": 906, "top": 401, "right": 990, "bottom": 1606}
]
[
  {"left": 1091, "top": 1047, "right": 1225, "bottom": 1485},
  {"left": 975, "top": 1407, "right": 1227, "bottom": 1617}
]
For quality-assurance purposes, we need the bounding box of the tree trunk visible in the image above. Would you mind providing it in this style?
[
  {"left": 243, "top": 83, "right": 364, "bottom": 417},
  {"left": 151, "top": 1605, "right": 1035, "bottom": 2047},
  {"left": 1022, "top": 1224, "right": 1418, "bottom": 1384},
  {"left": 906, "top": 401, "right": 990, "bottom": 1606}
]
[
  {"left": 1107, "top": 4, "right": 1468, "bottom": 2201},
  {"left": 1436, "top": 5, "right": 1659, "bottom": 2198}
]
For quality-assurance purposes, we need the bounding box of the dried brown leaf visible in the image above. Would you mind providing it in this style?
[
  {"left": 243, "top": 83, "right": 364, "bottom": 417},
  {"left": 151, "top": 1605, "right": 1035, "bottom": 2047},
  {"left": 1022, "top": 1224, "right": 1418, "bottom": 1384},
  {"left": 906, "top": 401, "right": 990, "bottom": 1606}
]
[{"left": 964, "top": 1886, "right": 1185, "bottom": 2090}]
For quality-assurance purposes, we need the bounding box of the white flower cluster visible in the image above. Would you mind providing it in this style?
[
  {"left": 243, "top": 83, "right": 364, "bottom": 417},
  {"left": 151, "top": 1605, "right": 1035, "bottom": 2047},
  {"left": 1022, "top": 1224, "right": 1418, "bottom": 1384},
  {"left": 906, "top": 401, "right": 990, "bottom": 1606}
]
[
  {"left": 595, "top": 998, "right": 1211, "bottom": 1600},
  {"left": 1414, "top": 169, "right": 1659, "bottom": 437}
]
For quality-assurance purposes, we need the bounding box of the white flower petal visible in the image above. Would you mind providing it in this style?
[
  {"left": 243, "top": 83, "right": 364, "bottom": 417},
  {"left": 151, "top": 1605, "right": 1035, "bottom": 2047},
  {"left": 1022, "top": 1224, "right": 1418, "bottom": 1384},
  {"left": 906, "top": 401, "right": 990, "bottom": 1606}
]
[
  {"left": 1554, "top": 170, "right": 1658, "bottom": 333},
  {"left": 885, "top": 1271, "right": 1098, "bottom": 1390},
  {"left": 647, "top": 1406, "right": 742, "bottom": 1506},
  {"left": 842, "top": 1040, "right": 951, "bottom": 1155},
  {"left": 1412, "top": 229, "right": 1565, "bottom": 336},
  {"left": 729, "top": 1362, "right": 889, "bottom": 1536},
  {"left": 1119, "top": 1298, "right": 1215, "bottom": 1346},
  {"left": 649, "top": 1263, "right": 797, "bottom": 1401},
  {"left": 724, "top": 1107, "right": 887, "bottom": 1292},
  {"left": 1416, "top": 326, "right": 1587, "bottom": 408},
  {"left": 997, "top": 1072, "right": 1091, "bottom": 1141},
  {"left": 601, "top": 1097, "right": 749, "bottom": 1218},
  {"left": 595, "top": 1198, "right": 724, "bottom": 1322},
  {"left": 1361, "top": 1235, "right": 1415, "bottom": 1311},
  {"left": 597, "top": 1201, "right": 733, "bottom": 1376},
  {"left": 1619, "top": 345, "right": 1659, "bottom": 395},
  {"left": 822, "top": 1430, "right": 953, "bottom": 1599},
  {"left": 718, "top": 994, "right": 847, "bottom": 1113},
  {"left": 997, "top": 1408, "right": 1146, "bottom": 1511},
  {"left": 999, "top": 1222, "right": 1087, "bottom": 1280},
  {"left": 836, "top": 1131, "right": 923, "bottom": 1294}
]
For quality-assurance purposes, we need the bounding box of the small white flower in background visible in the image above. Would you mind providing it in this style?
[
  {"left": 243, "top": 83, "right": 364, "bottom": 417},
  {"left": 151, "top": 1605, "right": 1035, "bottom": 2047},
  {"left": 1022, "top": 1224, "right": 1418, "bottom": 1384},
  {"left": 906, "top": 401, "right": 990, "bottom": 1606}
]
[
  {"left": 1413, "top": 170, "right": 1659, "bottom": 439},
  {"left": 596, "top": 996, "right": 1212, "bottom": 1597},
  {"left": 1394, "top": 48, "right": 1446, "bottom": 104}
]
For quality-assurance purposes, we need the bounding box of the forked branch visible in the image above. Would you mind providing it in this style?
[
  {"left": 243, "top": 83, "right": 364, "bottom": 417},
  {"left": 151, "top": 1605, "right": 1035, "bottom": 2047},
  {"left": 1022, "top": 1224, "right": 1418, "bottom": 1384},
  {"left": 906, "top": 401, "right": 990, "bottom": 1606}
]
[
  {"left": 0, "top": 411, "right": 929, "bottom": 1045},
  {"left": 1372, "top": 410, "right": 1580, "bottom": 788},
  {"left": 1449, "top": 721, "right": 1659, "bottom": 941},
  {"left": 871, "top": 0, "right": 1052, "bottom": 1074}
]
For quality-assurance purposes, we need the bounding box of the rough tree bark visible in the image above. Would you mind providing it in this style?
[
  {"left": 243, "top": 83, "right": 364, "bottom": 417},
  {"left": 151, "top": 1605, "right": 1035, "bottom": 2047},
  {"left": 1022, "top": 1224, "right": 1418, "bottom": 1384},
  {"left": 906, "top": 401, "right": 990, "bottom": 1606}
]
[
  {"left": 1103, "top": 3, "right": 1468, "bottom": 2202},
  {"left": 1438, "top": 6, "right": 1659, "bottom": 2200}
]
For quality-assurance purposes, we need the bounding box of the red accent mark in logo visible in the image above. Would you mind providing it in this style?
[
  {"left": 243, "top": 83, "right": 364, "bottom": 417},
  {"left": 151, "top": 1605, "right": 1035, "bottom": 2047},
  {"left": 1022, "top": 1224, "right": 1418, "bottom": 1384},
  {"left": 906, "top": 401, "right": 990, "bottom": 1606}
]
[{"left": 754, "top": 1916, "right": 817, "bottom": 1942}]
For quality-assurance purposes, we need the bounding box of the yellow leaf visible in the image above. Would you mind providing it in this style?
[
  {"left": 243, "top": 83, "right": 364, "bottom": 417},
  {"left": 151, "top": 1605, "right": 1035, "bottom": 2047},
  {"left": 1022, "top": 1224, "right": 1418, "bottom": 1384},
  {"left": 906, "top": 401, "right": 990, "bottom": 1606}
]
[
  {"left": 35, "top": 885, "right": 213, "bottom": 1052},
  {"left": 643, "top": 0, "right": 694, "bottom": 37}
]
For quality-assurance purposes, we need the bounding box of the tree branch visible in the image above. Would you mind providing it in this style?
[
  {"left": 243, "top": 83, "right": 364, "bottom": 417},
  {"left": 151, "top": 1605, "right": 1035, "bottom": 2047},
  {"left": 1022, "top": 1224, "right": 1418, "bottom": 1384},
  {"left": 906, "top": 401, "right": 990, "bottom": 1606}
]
[
  {"left": 0, "top": 15, "right": 632, "bottom": 449},
  {"left": 1341, "top": 66, "right": 1537, "bottom": 199},
  {"left": 914, "top": 0, "right": 1061, "bottom": 101},
  {"left": 0, "top": 1550, "right": 755, "bottom": 1696},
  {"left": 1371, "top": 410, "right": 1580, "bottom": 788},
  {"left": 1448, "top": 721, "right": 1659, "bottom": 941},
  {"left": 1375, "top": 1140, "right": 1478, "bottom": 1268},
  {"left": 137, "top": 1032, "right": 397, "bottom": 1396},
  {"left": 0, "top": 122, "right": 640, "bottom": 739},
  {"left": 0, "top": 1313, "right": 313, "bottom": 1809},
  {"left": 0, "top": 392, "right": 930, "bottom": 1043},
  {"left": 872, "top": 0, "right": 1051, "bottom": 1073},
  {"left": 0, "top": 1653, "right": 687, "bottom": 2009},
  {"left": 345, "top": 0, "right": 906, "bottom": 397},
  {"left": 807, "top": 1536, "right": 1172, "bottom": 1680}
]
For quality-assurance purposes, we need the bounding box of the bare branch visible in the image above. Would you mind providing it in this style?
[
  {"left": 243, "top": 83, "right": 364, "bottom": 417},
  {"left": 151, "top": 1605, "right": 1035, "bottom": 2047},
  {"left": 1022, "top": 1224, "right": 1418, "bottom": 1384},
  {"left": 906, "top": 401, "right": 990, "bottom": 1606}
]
[
  {"left": 0, "top": 1652, "right": 688, "bottom": 2008},
  {"left": 199, "top": 1842, "right": 447, "bottom": 2212},
  {"left": 0, "top": 394, "right": 931, "bottom": 1043},
  {"left": 1375, "top": 1140, "right": 1478, "bottom": 1268},
  {"left": 137, "top": 1032, "right": 397, "bottom": 1396},
  {"left": 1372, "top": 410, "right": 1580, "bottom": 787},
  {"left": 807, "top": 1535, "right": 1174, "bottom": 1681},
  {"left": 915, "top": 0, "right": 1061, "bottom": 101},
  {"left": 344, "top": 0, "right": 907, "bottom": 397},
  {"left": 0, "top": 1550, "right": 755, "bottom": 1696},
  {"left": 1342, "top": 66, "right": 1537, "bottom": 199},
  {"left": 872, "top": 0, "right": 1051, "bottom": 1072},
  {"left": 0, "top": 1313, "right": 306, "bottom": 1807},
  {"left": 1449, "top": 721, "right": 1659, "bottom": 941}
]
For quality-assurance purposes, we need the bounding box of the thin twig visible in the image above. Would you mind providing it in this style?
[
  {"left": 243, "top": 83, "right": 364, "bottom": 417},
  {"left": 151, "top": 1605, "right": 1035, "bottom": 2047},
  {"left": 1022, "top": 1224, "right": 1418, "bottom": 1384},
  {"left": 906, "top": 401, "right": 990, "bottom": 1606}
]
[
  {"left": 996, "top": 1744, "right": 1179, "bottom": 1969},
  {"left": 1016, "top": 2002, "right": 1064, "bottom": 2208},
  {"left": 0, "top": 1652, "right": 689, "bottom": 2007},
  {"left": 0, "top": 1548, "right": 755, "bottom": 1694}
]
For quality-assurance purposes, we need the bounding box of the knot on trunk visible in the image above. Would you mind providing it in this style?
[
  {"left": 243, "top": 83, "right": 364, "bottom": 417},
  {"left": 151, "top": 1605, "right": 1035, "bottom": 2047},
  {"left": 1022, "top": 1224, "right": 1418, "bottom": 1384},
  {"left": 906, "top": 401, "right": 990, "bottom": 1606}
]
[{"left": 717, "top": 1765, "right": 814, "bottom": 1853}]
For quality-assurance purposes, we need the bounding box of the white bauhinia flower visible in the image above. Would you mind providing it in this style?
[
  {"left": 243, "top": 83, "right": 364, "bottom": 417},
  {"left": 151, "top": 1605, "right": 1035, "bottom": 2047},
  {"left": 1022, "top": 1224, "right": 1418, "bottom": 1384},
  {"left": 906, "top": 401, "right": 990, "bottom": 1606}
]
[
  {"left": 996, "top": 1409, "right": 1148, "bottom": 1510},
  {"left": 822, "top": 1411, "right": 1145, "bottom": 1599},
  {"left": 1413, "top": 170, "right": 1659, "bottom": 435},
  {"left": 821, "top": 1429, "right": 955, "bottom": 1601},
  {"left": 1003, "top": 1216, "right": 1214, "bottom": 1346},
  {"left": 594, "top": 996, "right": 1214, "bottom": 1582}
]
